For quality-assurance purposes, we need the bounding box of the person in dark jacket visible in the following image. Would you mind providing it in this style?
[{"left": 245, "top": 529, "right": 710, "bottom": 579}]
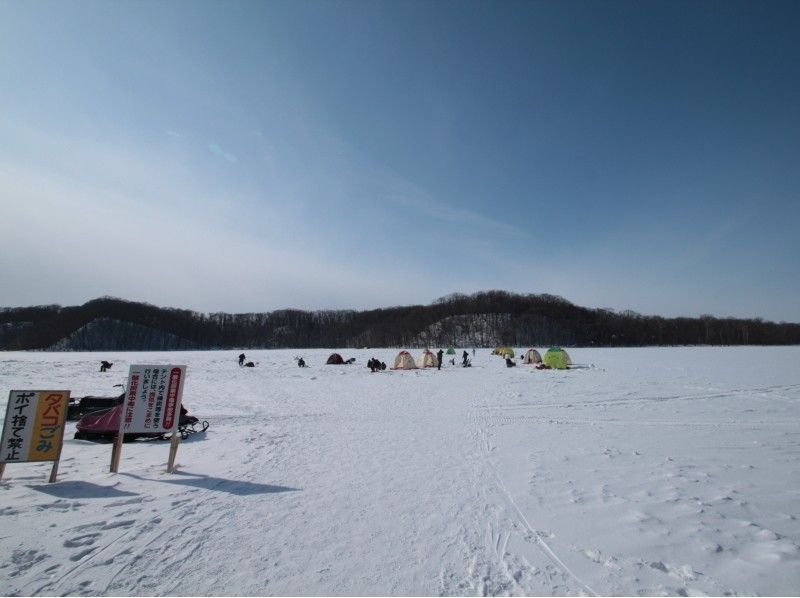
[
  {"left": 238, "top": 353, "right": 246, "bottom": 366},
  {"left": 462, "top": 350, "right": 469, "bottom": 366},
  {"left": 506, "top": 357, "right": 516, "bottom": 368},
  {"left": 436, "top": 349, "right": 444, "bottom": 370}
]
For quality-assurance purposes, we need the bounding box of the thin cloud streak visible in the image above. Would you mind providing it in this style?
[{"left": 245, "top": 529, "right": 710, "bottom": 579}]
[
  {"left": 207, "top": 143, "right": 238, "bottom": 163},
  {"left": 383, "top": 190, "right": 525, "bottom": 240}
]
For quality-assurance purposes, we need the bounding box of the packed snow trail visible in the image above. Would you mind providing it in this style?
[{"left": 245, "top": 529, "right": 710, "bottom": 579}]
[{"left": 1, "top": 347, "right": 799, "bottom": 595}]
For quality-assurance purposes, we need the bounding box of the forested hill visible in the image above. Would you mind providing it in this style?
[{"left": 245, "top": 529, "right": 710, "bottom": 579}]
[{"left": 1, "top": 292, "right": 798, "bottom": 351}]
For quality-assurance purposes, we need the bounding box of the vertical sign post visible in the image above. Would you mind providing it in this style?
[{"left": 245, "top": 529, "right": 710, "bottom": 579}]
[
  {"left": 110, "top": 365, "right": 186, "bottom": 474},
  {"left": 0, "top": 391, "right": 70, "bottom": 483}
]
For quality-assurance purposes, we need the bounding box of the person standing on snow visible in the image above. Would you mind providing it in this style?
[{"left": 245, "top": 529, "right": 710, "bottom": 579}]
[
  {"left": 462, "top": 350, "right": 469, "bottom": 366},
  {"left": 238, "top": 353, "right": 246, "bottom": 367},
  {"left": 436, "top": 349, "right": 444, "bottom": 371}
]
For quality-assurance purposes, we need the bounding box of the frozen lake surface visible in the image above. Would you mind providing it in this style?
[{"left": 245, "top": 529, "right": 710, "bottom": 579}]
[{"left": 1, "top": 347, "right": 799, "bottom": 596}]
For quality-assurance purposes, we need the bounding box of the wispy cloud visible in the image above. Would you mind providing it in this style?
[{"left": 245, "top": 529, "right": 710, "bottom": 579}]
[
  {"left": 207, "top": 143, "right": 237, "bottom": 163},
  {"left": 383, "top": 189, "right": 525, "bottom": 240}
]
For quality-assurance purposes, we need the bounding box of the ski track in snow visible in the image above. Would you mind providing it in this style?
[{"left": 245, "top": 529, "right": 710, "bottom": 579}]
[{"left": 1, "top": 346, "right": 799, "bottom": 596}]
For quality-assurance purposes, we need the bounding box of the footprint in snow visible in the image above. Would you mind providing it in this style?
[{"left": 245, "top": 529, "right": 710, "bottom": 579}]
[
  {"left": 103, "top": 519, "right": 135, "bottom": 530},
  {"left": 64, "top": 533, "right": 100, "bottom": 548},
  {"left": 7, "top": 548, "right": 49, "bottom": 574},
  {"left": 70, "top": 548, "right": 98, "bottom": 561}
]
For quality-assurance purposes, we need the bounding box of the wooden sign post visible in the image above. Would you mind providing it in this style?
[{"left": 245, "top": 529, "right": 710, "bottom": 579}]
[
  {"left": 0, "top": 390, "right": 70, "bottom": 483},
  {"left": 110, "top": 429, "right": 124, "bottom": 473},
  {"left": 167, "top": 432, "right": 180, "bottom": 474},
  {"left": 111, "top": 365, "right": 187, "bottom": 474}
]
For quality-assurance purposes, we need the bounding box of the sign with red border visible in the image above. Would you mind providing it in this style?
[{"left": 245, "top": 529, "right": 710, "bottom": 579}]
[{"left": 120, "top": 365, "right": 186, "bottom": 434}]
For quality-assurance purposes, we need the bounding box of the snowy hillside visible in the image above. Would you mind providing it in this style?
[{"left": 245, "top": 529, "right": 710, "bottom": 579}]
[
  {"left": 48, "top": 318, "right": 199, "bottom": 351},
  {"left": 412, "top": 313, "right": 513, "bottom": 347},
  {"left": 1, "top": 347, "right": 799, "bottom": 596}
]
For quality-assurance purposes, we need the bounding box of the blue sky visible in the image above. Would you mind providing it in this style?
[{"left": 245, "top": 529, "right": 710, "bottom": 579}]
[{"left": 1, "top": 0, "right": 798, "bottom": 320}]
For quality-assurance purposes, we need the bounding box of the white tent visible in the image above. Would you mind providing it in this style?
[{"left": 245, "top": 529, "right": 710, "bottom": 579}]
[
  {"left": 416, "top": 349, "right": 438, "bottom": 368},
  {"left": 522, "top": 349, "right": 542, "bottom": 364},
  {"left": 392, "top": 350, "right": 418, "bottom": 370}
]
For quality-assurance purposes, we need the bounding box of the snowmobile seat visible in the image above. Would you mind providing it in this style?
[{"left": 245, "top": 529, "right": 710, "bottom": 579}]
[
  {"left": 74, "top": 404, "right": 209, "bottom": 442},
  {"left": 67, "top": 393, "right": 125, "bottom": 421}
]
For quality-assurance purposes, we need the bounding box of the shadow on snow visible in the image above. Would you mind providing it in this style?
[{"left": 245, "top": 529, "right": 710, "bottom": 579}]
[
  {"left": 123, "top": 471, "right": 300, "bottom": 496},
  {"left": 28, "top": 480, "right": 139, "bottom": 499}
]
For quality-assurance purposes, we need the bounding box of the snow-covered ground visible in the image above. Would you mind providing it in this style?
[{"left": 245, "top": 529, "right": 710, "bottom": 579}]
[{"left": 1, "top": 347, "right": 799, "bottom": 596}]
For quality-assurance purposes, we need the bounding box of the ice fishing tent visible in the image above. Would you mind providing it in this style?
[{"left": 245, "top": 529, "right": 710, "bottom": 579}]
[
  {"left": 522, "top": 349, "right": 542, "bottom": 364},
  {"left": 326, "top": 353, "right": 345, "bottom": 365},
  {"left": 416, "top": 349, "right": 438, "bottom": 368},
  {"left": 543, "top": 347, "right": 571, "bottom": 369},
  {"left": 392, "top": 350, "right": 418, "bottom": 370},
  {"left": 494, "top": 347, "right": 515, "bottom": 358},
  {"left": 446, "top": 347, "right": 456, "bottom": 355}
]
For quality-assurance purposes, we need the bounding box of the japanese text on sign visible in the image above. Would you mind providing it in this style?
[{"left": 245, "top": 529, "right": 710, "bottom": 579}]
[
  {"left": 1, "top": 391, "right": 70, "bottom": 463},
  {"left": 121, "top": 365, "right": 186, "bottom": 434}
]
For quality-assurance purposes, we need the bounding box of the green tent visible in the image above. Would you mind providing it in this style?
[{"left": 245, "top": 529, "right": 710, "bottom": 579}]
[
  {"left": 494, "top": 347, "right": 514, "bottom": 358},
  {"left": 446, "top": 347, "right": 456, "bottom": 355},
  {"left": 543, "top": 347, "right": 571, "bottom": 369}
]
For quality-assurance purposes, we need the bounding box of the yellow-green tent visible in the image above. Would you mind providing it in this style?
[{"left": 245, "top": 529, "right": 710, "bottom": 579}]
[
  {"left": 543, "top": 347, "right": 571, "bottom": 369},
  {"left": 493, "top": 346, "right": 514, "bottom": 358}
]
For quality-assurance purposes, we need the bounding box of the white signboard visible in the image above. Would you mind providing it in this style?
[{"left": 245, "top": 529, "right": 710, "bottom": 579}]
[{"left": 121, "top": 365, "right": 186, "bottom": 435}]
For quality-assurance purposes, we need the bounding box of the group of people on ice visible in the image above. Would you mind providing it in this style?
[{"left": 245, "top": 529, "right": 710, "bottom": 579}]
[
  {"left": 235, "top": 346, "right": 571, "bottom": 371},
  {"left": 238, "top": 353, "right": 256, "bottom": 367},
  {"left": 367, "top": 358, "right": 387, "bottom": 372}
]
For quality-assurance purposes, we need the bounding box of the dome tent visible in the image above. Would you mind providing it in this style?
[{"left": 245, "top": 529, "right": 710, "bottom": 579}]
[
  {"left": 392, "top": 351, "right": 418, "bottom": 370},
  {"left": 543, "top": 347, "right": 571, "bottom": 370},
  {"left": 522, "top": 348, "right": 542, "bottom": 364},
  {"left": 494, "top": 347, "right": 515, "bottom": 358},
  {"left": 326, "top": 353, "right": 345, "bottom": 365},
  {"left": 522, "top": 349, "right": 542, "bottom": 364},
  {"left": 446, "top": 347, "right": 456, "bottom": 355},
  {"left": 416, "top": 349, "right": 438, "bottom": 368}
]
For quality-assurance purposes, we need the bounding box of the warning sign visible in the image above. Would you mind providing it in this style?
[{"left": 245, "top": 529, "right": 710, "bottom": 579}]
[{"left": 121, "top": 365, "right": 186, "bottom": 435}]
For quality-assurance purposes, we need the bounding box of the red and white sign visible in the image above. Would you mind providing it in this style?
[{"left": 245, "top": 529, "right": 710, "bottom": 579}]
[{"left": 120, "top": 365, "right": 186, "bottom": 434}]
